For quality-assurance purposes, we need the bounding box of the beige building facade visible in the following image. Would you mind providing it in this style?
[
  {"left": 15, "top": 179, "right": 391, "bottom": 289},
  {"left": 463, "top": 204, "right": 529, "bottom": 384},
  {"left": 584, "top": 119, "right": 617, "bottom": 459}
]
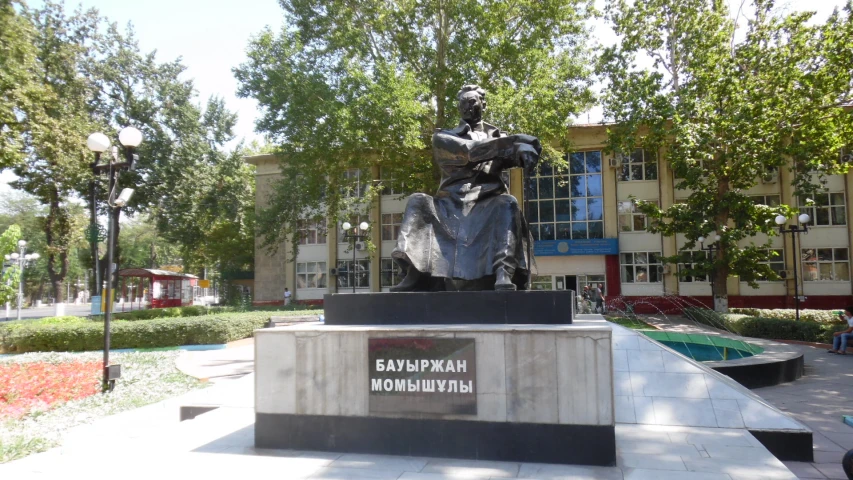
[{"left": 248, "top": 124, "right": 853, "bottom": 310}]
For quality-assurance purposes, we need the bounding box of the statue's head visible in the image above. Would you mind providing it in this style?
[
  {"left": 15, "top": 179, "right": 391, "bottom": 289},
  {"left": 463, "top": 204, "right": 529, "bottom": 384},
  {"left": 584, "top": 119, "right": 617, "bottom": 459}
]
[{"left": 457, "top": 84, "right": 486, "bottom": 123}]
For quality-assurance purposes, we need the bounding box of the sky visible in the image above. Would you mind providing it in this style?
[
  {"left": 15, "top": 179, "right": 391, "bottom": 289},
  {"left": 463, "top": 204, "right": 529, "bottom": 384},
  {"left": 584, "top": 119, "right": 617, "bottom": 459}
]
[{"left": 1, "top": 0, "right": 847, "bottom": 190}]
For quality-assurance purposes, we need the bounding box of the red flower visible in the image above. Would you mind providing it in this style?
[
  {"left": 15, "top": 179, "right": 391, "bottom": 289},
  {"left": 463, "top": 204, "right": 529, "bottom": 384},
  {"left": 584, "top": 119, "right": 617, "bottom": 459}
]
[{"left": 0, "top": 361, "right": 101, "bottom": 420}]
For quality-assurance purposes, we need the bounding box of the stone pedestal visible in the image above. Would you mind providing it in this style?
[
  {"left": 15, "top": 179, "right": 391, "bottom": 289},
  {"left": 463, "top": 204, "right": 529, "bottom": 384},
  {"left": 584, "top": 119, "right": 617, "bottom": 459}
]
[{"left": 254, "top": 324, "right": 615, "bottom": 465}]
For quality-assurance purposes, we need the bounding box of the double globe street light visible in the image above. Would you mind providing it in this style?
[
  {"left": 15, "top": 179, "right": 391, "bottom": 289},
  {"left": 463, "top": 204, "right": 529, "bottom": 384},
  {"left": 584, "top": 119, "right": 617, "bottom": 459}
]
[
  {"left": 775, "top": 212, "right": 811, "bottom": 322},
  {"left": 4, "top": 240, "right": 39, "bottom": 321},
  {"left": 341, "top": 221, "right": 370, "bottom": 294},
  {"left": 86, "top": 126, "right": 143, "bottom": 392}
]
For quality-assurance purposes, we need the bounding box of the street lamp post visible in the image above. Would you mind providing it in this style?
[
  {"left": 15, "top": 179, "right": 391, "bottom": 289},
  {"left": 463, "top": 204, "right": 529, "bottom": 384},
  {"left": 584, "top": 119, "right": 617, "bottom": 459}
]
[
  {"left": 87, "top": 126, "right": 143, "bottom": 392},
  {"left": 698, "top": 233, "right": 721, "bottom": 298},
  {"left": 341, "top": 221, "right": 369, "bottom": 294},
  {"left": 775, "top": 213, "right": 811, "bottom": 322},
  {"left": 4, "top": 240, "right": 40, "bottom": 321}
]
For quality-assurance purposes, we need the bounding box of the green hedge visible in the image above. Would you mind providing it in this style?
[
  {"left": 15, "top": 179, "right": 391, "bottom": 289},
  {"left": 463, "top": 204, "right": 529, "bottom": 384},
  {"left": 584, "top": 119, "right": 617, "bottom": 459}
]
[
  {"left": 0, "top": 311, "right": 277, "bottom": 353},
  {"left": 109, "top": 305, "right": 321, "bottom": 321},
  {"left": 683, "top": 307, "right": 846, "bottom": 343},
  {"left": 732, "top": 317, "right": 844, "bottom": 343},
  {"left": 729, "top": 308, "right": 844, "bottom": 324}
]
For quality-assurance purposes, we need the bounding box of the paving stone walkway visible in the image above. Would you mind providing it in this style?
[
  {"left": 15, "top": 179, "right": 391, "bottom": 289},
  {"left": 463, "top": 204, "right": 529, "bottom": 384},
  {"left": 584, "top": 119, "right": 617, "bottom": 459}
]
[
  {"left": 643, "top": 314, "right": 853, "bottom": 479},
  {"left": 0, "top": 379, "right": 798, "bottom": 479}
]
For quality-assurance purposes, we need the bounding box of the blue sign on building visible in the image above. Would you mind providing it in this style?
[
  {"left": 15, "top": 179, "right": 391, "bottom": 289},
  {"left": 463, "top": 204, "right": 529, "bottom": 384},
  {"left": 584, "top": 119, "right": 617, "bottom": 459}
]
[{"left": 533, "top": 238, "right": 619, "bottom": 256}]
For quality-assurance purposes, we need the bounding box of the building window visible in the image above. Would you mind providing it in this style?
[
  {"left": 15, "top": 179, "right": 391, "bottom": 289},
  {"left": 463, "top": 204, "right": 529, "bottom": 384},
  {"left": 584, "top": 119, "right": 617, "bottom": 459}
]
[
  {"left": 799, "top": 193, "right": 846, "bottom": 226},
  {"left": 337, "top": 259, "right": 370, "bottom": 288},
  {"left": 296, "top": 262, "right": 327, "bottom": 289},
  {"left": 802, "top": 248, "right": 850, "bottom": 281},
  {"left": 526, "top": 151, "right": 603, "bottom": 241},
  {"left": 677, "top": 250, "right": 708, "bottom": 283},
  {"left": 298, "top": 219, "right": 327, "bottom": 245},
  {"left": 750, "top": 195, "right": 781, "bottom": 207},
  {"left": 674, "top": 159, "right": 711, "bottom": 180},
  {"left": 341, "top": 169, "right": 368, "bottom": 199},
  {"left": 620, "top": 149, "right": 657, "bottom": 181},
  {"left": 380, "top": 169, "right": 405, "bottom": 196},
  {"left": 618, "top": 201, "right": 656, "bottom": 232},
  {"left": 381, "top": 213, "right": 402, "bottom": 241},
  {"left": 531, "top": 275, "right": 553, "bottom": 291},
  {"left": 758, "top": 249, "right": 785, "bottom": 281},
  {"left": 621, "top": 251, "right": 662, "bottom": 283},
  {"left": 380, "top": 258, "right": 404, "bottom": 287}
]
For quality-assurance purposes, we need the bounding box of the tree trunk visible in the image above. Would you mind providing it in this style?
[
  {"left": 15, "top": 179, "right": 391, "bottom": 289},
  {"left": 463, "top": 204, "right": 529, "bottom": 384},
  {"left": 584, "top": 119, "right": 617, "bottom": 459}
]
[
  {"left": 712, "top": 177, "right": 730, "bottom": 313},
  {"left": 45, "top": 190, "right": 70, "bottom": 304}
]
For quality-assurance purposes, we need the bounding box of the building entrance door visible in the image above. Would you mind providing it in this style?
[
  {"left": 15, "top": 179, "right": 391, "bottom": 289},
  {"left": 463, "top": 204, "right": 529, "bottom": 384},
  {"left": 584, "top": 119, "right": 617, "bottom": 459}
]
[{"left": 563, "top": 275, "right": 578, "bottom": 294}]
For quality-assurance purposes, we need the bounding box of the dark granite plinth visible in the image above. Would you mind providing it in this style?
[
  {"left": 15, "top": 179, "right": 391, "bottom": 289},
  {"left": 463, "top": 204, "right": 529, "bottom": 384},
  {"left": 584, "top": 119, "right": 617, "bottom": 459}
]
[
  {"left": 323, "top": 291, "right": 573, "bottom": 325},
  {"left": 255, "top": 413, "right": 616, "bottom": 466}
]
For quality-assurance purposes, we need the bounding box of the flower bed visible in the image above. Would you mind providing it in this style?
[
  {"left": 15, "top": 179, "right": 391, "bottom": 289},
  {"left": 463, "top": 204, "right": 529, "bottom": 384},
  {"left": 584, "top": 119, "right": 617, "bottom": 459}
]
[
  {"left": 0, "top": 361, "right": 100, "bottom": 419},
  {"left": 0, "top": 351, "right": 205, "bottom": 463}
]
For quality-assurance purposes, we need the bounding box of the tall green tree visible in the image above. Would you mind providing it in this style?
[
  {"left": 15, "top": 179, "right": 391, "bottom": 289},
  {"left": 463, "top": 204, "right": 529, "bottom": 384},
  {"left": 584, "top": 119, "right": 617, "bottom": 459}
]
[
  {"left": 8, "top": 2, "right": 98, "bottom": 303},
  {"left": 118, "top": 215, "right": 182, "bottom": 269},
  {"left": 235, "top": 0, "right": 596, "bottom": 255},
  {"left": 599, "top": 0, "right": 853, "bottom": 311},
  {"left": 0, "top": 0, "right": 44, "bottom": 168},
  {"left": 151, "top": 98, "right": 255, "bottom": 274}
]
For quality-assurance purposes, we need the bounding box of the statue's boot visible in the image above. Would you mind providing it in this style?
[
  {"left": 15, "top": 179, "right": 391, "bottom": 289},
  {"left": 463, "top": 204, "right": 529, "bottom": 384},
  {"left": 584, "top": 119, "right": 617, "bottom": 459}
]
[
  {"left": 390, "top": 266, "right": 422, "bottom": 292},
  {"left": 494, "top": 267, "right": 517, "bottom": 291}
]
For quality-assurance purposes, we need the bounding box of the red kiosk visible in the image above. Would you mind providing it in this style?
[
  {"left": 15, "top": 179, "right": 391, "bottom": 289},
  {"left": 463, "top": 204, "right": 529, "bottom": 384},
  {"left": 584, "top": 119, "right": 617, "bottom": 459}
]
[{"left": 117, "top": 268, "right": 199, "bottom": 309}]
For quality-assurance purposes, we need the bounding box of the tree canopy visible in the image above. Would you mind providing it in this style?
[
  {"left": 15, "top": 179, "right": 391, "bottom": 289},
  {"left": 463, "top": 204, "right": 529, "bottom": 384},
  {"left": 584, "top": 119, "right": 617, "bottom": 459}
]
[
  {"left": 235, "top": 0, "right": 597, "bottom": 254},
  {"left": 1, "top": 1, "right": 255, "bottom": 300},
  {"left": 599, "top": 0, "right": 853, "bottom": 310}
]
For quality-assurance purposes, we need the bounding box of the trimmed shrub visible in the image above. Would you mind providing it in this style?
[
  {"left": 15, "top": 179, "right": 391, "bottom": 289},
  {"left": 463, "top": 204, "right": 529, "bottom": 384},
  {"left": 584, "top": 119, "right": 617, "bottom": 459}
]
[
  {"left": 729, "top": 308, "right": 843, "bottom": 324},
  {"left": 731, "top": 317, "right": 845, "bottom": 343},
  {"left": 0, "top": 311, "right": 278, "bottom": 353},
  {"left": 682, "top": 308, "right": 847, "bottom": 343},
  {"left": 110, "top": 305, "right": 322, "bottom": 321}
]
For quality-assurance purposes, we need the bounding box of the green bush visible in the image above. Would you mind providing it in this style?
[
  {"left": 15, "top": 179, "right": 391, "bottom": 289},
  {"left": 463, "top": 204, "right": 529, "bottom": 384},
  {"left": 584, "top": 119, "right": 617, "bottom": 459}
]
[
  {"left": 109, "top": 304, "right": 322, "bottom": 321},
  {"left": 729, "top": 308, "right": 843, "bottom": 324},
  {"left": 683, "top": 307, "right": 847, "bottom": 343},
  {"left": 731, "top": 317, "right": 845, "bottom": 343},
  {"left": 0, "top": 311, "right": 278, "bottom": 353}
]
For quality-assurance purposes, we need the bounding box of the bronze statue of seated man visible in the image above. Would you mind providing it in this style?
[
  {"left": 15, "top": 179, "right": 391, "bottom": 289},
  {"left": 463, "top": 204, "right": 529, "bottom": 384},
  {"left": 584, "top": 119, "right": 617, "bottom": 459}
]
[{"left": 390, "top": 84, "right": 540, "bottom": 292}]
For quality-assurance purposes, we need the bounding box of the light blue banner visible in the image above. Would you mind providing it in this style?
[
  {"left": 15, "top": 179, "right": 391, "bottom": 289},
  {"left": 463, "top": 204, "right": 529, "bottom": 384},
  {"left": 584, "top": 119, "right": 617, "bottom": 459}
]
[{"left": 534, "top": 238, "right": 619, "bottom": 256}]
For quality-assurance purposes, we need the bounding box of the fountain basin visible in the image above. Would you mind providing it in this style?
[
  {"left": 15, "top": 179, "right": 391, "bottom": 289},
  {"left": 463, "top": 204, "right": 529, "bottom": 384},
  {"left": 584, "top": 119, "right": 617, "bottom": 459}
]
[
  {"left": 640, "top": 331, "right": 763, "bottom": 361},
  {"left": 638, "top": 329, "right": 803, "bottom": 388}
]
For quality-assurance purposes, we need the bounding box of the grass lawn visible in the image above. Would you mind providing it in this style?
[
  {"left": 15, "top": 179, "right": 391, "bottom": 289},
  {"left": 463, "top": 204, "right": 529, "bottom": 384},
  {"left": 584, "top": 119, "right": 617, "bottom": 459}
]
[
  {"left": 0, "top": 350, "right": 206, "bottom": 463},
  {"left": 607, "top": 316, "right": 656, "bottom": 330}
]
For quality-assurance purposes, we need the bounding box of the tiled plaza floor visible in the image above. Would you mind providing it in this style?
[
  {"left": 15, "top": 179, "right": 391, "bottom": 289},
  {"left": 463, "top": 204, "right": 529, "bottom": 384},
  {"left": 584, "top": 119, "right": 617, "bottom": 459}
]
[
  {"left": 0, "top": 400, "right": 798, "bottom": 479},
  {"left": 644, "top": 314, "right": 853, "bottom": 479}
]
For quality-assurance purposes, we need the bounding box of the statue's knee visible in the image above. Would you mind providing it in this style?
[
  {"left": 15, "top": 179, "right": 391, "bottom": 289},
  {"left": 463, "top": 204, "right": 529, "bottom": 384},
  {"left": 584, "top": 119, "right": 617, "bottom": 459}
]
[
  {"left": 499, "top": 194, "right": 519, "bottom": 210},
  {"left": 408, "top": 192, "right": 430, "bottom": 204},
  {"left": 405, "top": 192, "right": 432, "bottom": 210}
]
